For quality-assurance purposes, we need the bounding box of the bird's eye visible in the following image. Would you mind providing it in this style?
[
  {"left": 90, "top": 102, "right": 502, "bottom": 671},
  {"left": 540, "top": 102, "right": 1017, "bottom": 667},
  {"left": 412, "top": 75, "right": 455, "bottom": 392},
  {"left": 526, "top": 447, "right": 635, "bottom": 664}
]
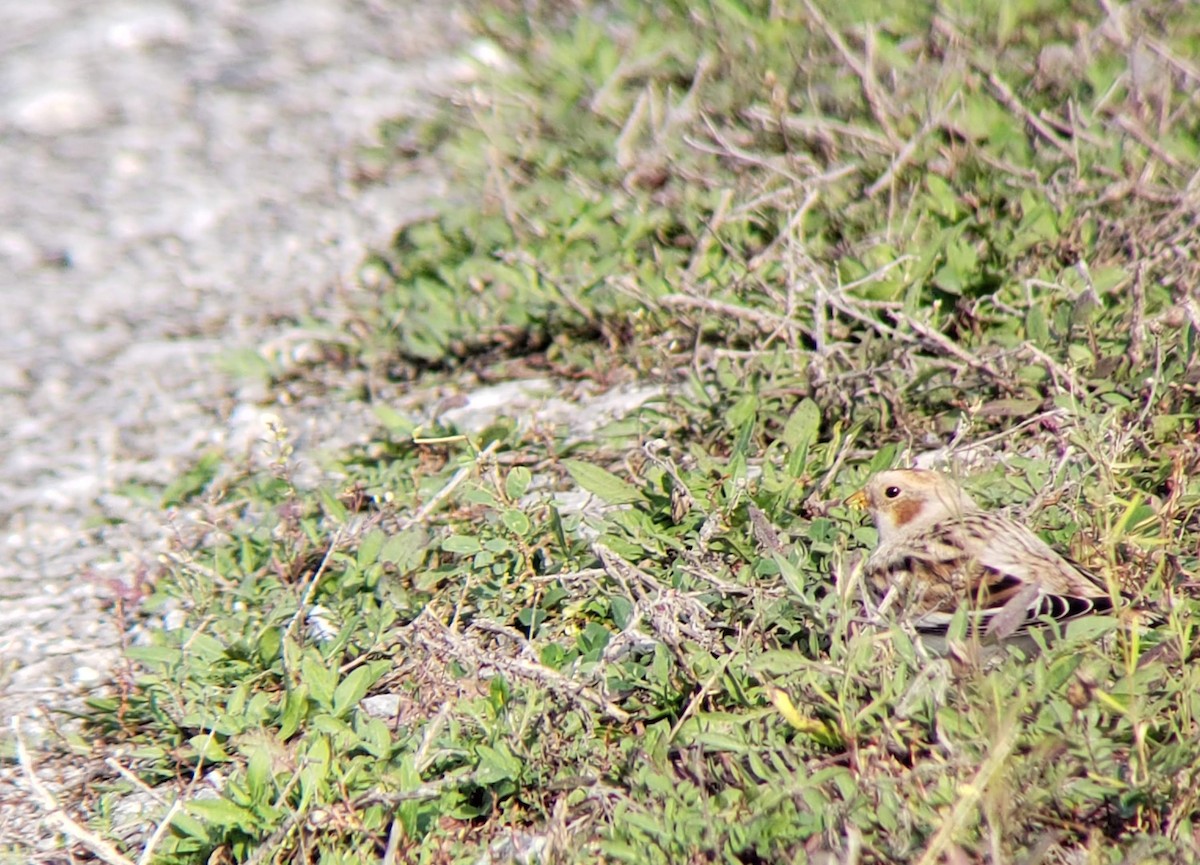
[{"left": 884, "top": 486, "right": 901, "bottom": 499}]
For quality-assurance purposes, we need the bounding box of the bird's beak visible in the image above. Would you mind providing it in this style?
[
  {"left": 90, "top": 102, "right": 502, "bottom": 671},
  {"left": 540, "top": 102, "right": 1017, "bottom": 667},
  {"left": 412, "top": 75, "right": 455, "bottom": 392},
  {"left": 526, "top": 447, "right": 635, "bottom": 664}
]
[{"left": 845, "top": 489, "right": 869, "bottom": 510}]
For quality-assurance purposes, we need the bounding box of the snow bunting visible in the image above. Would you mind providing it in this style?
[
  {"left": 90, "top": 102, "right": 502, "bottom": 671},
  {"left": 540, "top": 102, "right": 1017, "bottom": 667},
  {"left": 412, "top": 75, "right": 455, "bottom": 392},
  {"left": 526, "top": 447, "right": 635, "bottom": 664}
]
[{"left": 847, "top": 468, "right": 1113, "bottom": 654}]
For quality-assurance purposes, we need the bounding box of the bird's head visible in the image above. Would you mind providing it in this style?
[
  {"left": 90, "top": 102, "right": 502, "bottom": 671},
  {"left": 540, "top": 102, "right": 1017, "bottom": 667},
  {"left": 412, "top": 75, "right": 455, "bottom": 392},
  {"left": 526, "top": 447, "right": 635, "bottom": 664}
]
[{"left": 846, "top": 468, "right": 979, "bottom": 541}]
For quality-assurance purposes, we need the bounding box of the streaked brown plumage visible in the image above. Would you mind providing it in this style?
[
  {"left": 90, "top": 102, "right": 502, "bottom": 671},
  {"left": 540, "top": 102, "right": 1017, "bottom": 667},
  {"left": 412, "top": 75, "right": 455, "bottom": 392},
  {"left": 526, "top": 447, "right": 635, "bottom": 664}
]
[{"left": 848, "top": 468, "right": 1112, "bottom": 651}]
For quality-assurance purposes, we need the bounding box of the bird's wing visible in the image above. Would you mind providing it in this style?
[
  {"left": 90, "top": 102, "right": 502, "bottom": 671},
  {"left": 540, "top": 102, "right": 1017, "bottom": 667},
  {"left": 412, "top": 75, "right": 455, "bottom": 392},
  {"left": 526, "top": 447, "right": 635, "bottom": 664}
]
[
  {"left": 877, "top": 514, "right": 1112, "bottom": 640},
  {"left": 966, "top": 512, "right": 1109, "bottom": 598}
]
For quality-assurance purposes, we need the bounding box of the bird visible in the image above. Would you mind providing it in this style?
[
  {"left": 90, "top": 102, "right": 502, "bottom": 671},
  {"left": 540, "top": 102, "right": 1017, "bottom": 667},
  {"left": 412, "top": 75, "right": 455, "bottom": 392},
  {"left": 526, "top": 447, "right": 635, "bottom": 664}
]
[{"left": 846, "top": 468, "right": 1115, "bottom": 656}]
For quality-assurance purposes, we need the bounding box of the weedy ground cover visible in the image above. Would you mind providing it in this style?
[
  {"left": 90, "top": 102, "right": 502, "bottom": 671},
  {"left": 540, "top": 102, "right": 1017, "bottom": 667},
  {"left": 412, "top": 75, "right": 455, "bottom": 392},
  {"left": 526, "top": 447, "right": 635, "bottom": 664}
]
[{"left": 33, "top": 0, "right": 1200, "bottom": 862}]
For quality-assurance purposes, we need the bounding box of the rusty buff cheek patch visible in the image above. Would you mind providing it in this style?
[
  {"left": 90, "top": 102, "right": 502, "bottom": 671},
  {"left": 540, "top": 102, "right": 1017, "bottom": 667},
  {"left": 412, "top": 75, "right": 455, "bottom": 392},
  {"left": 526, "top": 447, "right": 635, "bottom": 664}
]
[{"left": 891, "top": 497, "right": 922, "bottom": 528}]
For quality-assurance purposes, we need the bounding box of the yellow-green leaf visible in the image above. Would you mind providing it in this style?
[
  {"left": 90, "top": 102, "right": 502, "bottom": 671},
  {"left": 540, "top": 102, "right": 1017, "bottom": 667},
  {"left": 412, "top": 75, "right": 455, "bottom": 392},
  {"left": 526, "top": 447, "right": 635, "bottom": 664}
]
[{"left": 563, "top": 459, "right": 643, "bottom": 504}]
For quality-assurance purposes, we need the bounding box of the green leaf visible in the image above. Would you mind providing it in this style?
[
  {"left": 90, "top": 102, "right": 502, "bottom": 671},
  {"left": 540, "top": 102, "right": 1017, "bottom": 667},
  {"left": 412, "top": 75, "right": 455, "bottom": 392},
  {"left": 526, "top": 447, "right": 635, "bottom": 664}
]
[
  {"left": 727, "top": 393, "right": 758, "bottom": 429},
  {"left": 373, "top": 403, "right": 416, "bottom": 436},
  {"left": 332, "top": 664, "right": 383, "bottom": 717},
  {"left": 357, "top": 530, "right": 386, "bottom": 568},
  {"left": 170, "top": 809, "right": 209, "bottom": 840},
  {"left": 1062, "top": 615, "right": 1120, "bottom": 642},
  {"left": 1025, "top": 304, "right": 1051, "bottom": 347},
  {"left": 517, "top": 607, "right": 547, "bottom": 630},
  {"left": 161, "top": 450, "right": 222, "bottom": 507},
  {"left": 563, "top": 459, "right": 644, "bottom": 504},
  {"left": 227, "top": 682, "right": 249, "bottom": 718},
  {"left": 609, "top": 595, "right": 633, "bottom": 628},
  {"left": 318, "top": 487, "right": 349, "bottom": 523},
  {"left": 474, "top": 743, "right": 522, "bottom": 785},
  {"left": 782, "top": 398, "right": 820, "bottom": 451},
  {"left": 932, "top": 237, "right": 979, "bottom": 295},
  {"left": 301, "top": 653, "right": 338, "bottom": 709},
  {"left": 356, "top": 716, "right": 392, "bottom": 759},
  {"left": 751, "top": 650, "right": 811, "bottom": 675},
  {"left": 505, "top": 466, "right": 533, "bottom": 500},
  {"left": 924, "top": 175, "right": 962, "bottom": 220},
  {"left": 182, "top": 633, "right": 228, "bottom": 664},
  {"left": 868, "top": 443, "right": 898, "bottom": 473},
  {"left": 124, "top": 646, "right": 183, "bottom": 668},
  {"left": 501, "top": 508, "right": 532, "bottom": 535},
  {"left": 278, "top": 684, "right": 309, "bottom": 740},
  {"left": 257, "top": 627, "right": 282, "bottom": 666},
  {"left": 1043, "top": 653, "right": 1084, "bottom": 692},
  {"left": 395, "top": 755, "right": 427, "bottom": 836},
  {"left": 246, "top": 746, "right": 273, "bottom": 804},
  {"left": 773, "top": 552, "right": 807, "bottom": 597},
  {"left": 297, "top": 735, "right": 332, "bottom": 811},
  {"left": 380, "top": 528, "right": 429, "bottom": 570},
  {"left": 187, "top": 798, "right": 259, "bottom": 831},
  {"left": 310, "top": 713, "right": 355, "bottom": 739},
  {"left": 188, "top": 734, "right": 233, "bottom": 763},
  {"left": 442, "top": 534, "right": 482, "bottom": 554}
]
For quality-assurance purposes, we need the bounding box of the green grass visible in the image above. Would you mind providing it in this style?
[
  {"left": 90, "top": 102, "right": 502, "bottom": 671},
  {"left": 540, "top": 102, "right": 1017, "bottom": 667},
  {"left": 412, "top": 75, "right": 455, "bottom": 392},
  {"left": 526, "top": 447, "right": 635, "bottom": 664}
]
[{"left": 32, "top": 0, "right": 1200, "bottom": 862}]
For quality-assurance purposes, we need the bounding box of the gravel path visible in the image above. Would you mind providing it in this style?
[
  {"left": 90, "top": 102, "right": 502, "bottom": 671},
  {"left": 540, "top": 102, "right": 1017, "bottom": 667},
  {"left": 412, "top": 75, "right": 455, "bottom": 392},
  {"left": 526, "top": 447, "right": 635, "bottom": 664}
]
[{"left": 0, "top": 0, "right": 465, "bottom": 853}]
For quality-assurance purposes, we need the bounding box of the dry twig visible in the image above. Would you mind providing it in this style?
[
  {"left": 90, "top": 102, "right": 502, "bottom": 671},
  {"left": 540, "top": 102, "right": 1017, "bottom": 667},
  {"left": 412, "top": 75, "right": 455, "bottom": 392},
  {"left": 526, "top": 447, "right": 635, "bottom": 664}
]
[
  {"left": 661, "top": 292, "right": 815, "bottom": 345},
  {"left": 14, "top": 719, "right": 137, "bottom": 865},
  {"left": 1021, "top": 343, "right": 1089, "bottom": 400},
  {"left": 417, "top": 616, "right": 631, "bottom": 723},
  {"left": 894, "top": 311, "right": 1015, "bottom": 392},
  {"left": 866, "top": 93, "right": 956, "bottom": 198},
  {"left": 801, "top": 0, "right": 898, "bottom": 140},
  {"left": 981, "top": 69, "right": 1076, "bottom": 161}
]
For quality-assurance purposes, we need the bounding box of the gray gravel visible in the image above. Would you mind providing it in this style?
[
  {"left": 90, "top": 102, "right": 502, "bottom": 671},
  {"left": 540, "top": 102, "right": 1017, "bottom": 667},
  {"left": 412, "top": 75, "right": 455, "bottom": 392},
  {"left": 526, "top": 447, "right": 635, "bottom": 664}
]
[{"left": 0, "top": 0, "right": 468, "bottom": 853}]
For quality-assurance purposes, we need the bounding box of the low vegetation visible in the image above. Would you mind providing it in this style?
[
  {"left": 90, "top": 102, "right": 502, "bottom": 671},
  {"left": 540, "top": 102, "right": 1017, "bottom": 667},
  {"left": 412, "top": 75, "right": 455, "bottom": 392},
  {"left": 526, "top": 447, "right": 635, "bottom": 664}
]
[{"left": 39, "top": 0, "right": 1200, "bottom": 862}]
